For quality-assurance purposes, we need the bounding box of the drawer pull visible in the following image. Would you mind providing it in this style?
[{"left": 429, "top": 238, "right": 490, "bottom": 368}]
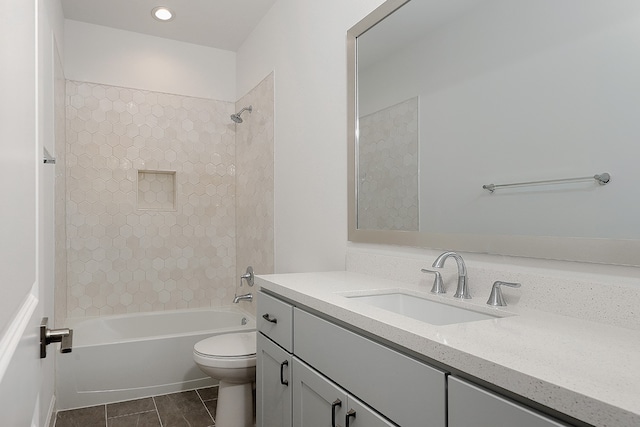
[
  {"left": 331, "top": 399, "right": 342, "bottom": 427},
  {"left": 262, "top": 313, "right": 278, "bottom": 324},
  {"left": 280, "top": 360, "right": 289, "bottom": 385},
  {"left": 345, "top": 409, "right": 356, "bottom": 427}
]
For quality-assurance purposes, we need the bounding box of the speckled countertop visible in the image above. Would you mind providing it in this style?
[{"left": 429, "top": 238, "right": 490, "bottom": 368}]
[{"left": 256, "top": 271, "right": 640, "bottom": 427}]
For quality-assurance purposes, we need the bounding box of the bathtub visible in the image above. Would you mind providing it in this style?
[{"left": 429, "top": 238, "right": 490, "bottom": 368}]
[{"left": 56, "top": 307, "right": 256, "bottom": 410}]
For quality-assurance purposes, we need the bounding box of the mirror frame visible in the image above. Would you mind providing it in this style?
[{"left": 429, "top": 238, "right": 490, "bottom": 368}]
[{"left": 347, "top": 0, "right": 640, "bottom": 267}]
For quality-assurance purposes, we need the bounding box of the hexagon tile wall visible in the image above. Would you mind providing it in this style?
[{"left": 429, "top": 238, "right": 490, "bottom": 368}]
[
  {"left": 65, "top": 80, "right": 239, "bottom": 317},
  {"left": 235, "top": 73, "right": 275, "bottom": 308},
  {"left": 358, "top": 97, "right": 419, "bottom": 231}
]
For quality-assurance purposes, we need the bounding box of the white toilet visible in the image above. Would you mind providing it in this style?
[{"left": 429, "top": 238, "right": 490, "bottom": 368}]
[{"left": 193, "top": 331, "right": 257, "bottom": 427}]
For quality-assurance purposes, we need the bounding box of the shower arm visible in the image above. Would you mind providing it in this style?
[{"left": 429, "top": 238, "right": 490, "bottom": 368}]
[{"left": 231, "top": 105, "right": 253, "bottom": 123}]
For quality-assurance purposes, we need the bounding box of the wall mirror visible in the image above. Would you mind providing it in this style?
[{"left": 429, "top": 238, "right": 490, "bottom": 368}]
[{"left": 347, "top": 0, "right": 640, "bottom": 266}]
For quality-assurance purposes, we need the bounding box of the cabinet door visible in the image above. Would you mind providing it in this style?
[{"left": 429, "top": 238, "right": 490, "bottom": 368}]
[
  {"left": 345, "top": 395, "right": 397, "bottom": 427},
  {"left": 257, "top": 333, "right": 292, "bottom": 427},
  {"left": 448, "top": 377, "right": 568, "bottom": 427},
  {"left": 293, "top": 358, "right": 348, "bottom": 427}
]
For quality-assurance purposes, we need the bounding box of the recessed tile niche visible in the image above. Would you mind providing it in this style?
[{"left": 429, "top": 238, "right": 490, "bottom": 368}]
[{"left": 137, "top": 170, "right": 176, "bottom": 211}]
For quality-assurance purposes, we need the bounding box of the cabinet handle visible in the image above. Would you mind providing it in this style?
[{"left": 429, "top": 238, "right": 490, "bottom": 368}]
[
  {"left": 262, "top": 313, "right": 278, "bottom": 323},
  {"left": 331, "top": 399, "right": 342, "bottom": 427},
  {"left": 280, "top": 360, "right": 289, "bottom": 386},
  {"left": 345, "top": 409, "right": 356, "bottom": 427}
]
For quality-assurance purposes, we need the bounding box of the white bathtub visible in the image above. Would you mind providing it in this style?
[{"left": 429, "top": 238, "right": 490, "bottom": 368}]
[{"left": 56, "top": 307, "right": 256, "bottom": 410}]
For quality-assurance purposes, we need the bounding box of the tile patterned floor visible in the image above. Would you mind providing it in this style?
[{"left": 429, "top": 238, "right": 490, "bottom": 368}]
[{"left": 54, "top": 386, "right": 218, "bottom": 427}]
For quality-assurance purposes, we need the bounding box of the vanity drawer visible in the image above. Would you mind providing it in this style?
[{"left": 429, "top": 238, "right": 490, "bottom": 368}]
[
  {"left": 294, "top": 308, "right": 446, "bottom": 427},
  {"left": 257, "top": 291, "right": 293, "bottom": 352},
  {"left": 448, "top": 376, "right": 569, "bottom": 427}
]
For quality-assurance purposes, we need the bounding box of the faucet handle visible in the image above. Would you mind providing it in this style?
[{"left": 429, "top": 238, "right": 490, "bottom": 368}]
[
  {"left": 421, "top": 269, "right": 445, "bottom": 294},
  {"left": 486, "top": 281, "right": 521, "bottom": 306},
  {"left": 240, "top": 266, "right": 254, "bottom": 287}
]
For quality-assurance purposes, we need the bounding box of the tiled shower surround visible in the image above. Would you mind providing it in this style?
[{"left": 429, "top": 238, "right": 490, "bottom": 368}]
[
  {"left": 358, "top": 97, "right": 419, "bottom": 231},
  {"left": 235, "top": 74, "right": 275, "bottom": 290},
  {"left": 63, "top": 79, "right": 273, "bottom": 318}
]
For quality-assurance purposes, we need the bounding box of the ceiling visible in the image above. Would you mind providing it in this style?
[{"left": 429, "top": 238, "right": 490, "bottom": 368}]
[{"left": 61, "top": 0, "right": 277, "bottom": 51}]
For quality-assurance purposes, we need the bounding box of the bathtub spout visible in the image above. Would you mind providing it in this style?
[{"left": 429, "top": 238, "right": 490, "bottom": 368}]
[{"left": 233, "top": 293, "right": 253, "bottom": 303}]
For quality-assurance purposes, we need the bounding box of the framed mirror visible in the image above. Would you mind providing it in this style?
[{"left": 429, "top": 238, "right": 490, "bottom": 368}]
[{"left": 347, "top": 0, "right": 640, "bottom": 266}]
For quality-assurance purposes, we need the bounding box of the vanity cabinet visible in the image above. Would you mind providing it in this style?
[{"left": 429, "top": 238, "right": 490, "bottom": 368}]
[
  {"left": 257, "top": 290, "right": 445, "bottom": 427},
  {"left": 448, "top": 377, "right": 569, "bottom": 427},
  {"left": 293, "top": 357, "right": 395, "bottom": 427},
  {"left": 258, "top": 289, "right": 570, "bottom": 427},
  {"left": 256, "top": 291, "right": 294, "bottom": 427},
  {"left": 257, "top": 333, "right": 292, "bottom": 427}
]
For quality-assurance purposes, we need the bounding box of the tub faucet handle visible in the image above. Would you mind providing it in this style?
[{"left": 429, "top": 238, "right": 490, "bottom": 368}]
[{"left": 240, "top": 266, "right": 254, "bottom": 287}]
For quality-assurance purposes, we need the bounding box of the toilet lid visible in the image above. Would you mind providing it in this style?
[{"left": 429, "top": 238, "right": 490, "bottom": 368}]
[{"left": 194, "top": 331, "right": 256, "bottom": 357}]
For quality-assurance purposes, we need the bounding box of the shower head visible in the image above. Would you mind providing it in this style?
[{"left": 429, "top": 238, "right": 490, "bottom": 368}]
[{"left": 231, "top": 105, "right": 253, "bottom": 123}]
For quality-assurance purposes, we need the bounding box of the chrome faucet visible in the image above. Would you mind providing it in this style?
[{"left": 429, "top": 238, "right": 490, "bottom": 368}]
[
  {"left": 432, "top": 251, "right": 471, "bottom": 299},
  {"left": 233, "top": 293, "right": 253, "bottom": 303},
  {"left": 486, "top": 281, "right": 521, "bottom": 306}
]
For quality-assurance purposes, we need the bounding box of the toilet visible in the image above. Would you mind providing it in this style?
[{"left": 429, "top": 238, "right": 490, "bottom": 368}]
[{"left": 193, "top": 331, "right": 257, "bottom": 427}]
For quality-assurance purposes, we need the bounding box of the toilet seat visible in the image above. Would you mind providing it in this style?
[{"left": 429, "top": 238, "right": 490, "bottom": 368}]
[{"left": 193, "top": 331, "right": 257, "bottom": 369}]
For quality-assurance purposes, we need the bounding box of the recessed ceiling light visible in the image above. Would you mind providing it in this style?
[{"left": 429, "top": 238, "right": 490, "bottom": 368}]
[{"left": 152, "top": 6, "right": 174, "bottom": 21}]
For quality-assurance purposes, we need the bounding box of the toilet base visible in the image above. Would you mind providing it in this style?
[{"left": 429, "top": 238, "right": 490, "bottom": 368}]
[{"left": 215, "top": 380, "right": 254, "bottom": 427}]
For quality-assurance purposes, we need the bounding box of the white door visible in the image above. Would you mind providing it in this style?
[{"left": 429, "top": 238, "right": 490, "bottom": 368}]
[{"left": 0, "top": 0, "right": 56, "bottom": 425}]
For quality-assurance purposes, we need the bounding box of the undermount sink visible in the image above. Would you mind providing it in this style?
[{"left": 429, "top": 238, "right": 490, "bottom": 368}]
[{"left": 346, "top": 292, "right": 500, "bottom": 326}]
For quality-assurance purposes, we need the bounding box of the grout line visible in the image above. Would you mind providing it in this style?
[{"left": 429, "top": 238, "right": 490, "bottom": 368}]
[
  {"left": 108, "top": 409, "right": 156, "bottom": 420},
  {"left": 104, "top": 404, "right": 107, "bottom": 427},
  {"left": 152, "top": 396, "right": 164, "bottom": 427},
  {"left": 196, "top": 388, "right": 216, "bottom": 425}
]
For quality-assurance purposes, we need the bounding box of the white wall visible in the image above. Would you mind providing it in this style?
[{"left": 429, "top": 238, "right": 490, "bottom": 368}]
[
  {"left": 236, "top": 0, "right": 386, "bottom": 273},
  {"left": 65, "top": 20, "right": 237, "bottom": 101}
]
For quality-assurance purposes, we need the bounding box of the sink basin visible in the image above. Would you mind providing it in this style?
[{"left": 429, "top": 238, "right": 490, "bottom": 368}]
[{"left": 346, "top": 292, "right": 500, "bottom": 325}]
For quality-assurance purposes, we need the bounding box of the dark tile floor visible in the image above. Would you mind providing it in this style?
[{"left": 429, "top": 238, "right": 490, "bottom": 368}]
[{"left": 54, "top": 386, "right": 218, "bottom": 427}]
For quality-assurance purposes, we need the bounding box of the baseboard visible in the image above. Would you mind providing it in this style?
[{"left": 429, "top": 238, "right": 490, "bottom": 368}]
[{"left": 45, "top": 394, "right": 56, "bottom": 427}]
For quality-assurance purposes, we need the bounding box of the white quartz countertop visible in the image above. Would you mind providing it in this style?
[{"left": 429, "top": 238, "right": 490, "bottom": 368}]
[{"left": 256, "top": 271, "right": 640, "bottom": 427}]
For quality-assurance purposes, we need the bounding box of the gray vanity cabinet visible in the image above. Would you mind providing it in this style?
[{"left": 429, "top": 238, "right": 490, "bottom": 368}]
[
  {"left": 293, "top": 357, "right": 396, "bottom": 427},
  {"left": 256, "top": 333, "right": 292, "bottom": 427},
  {"left": 258, "top": 288, "right": 581, "bottom": 427},
  {"left": 448, "top": 377, "right": 569, "bottom": 427},
  {"left": 256, "top": 291, "right": 294, "bottom": 427}
]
